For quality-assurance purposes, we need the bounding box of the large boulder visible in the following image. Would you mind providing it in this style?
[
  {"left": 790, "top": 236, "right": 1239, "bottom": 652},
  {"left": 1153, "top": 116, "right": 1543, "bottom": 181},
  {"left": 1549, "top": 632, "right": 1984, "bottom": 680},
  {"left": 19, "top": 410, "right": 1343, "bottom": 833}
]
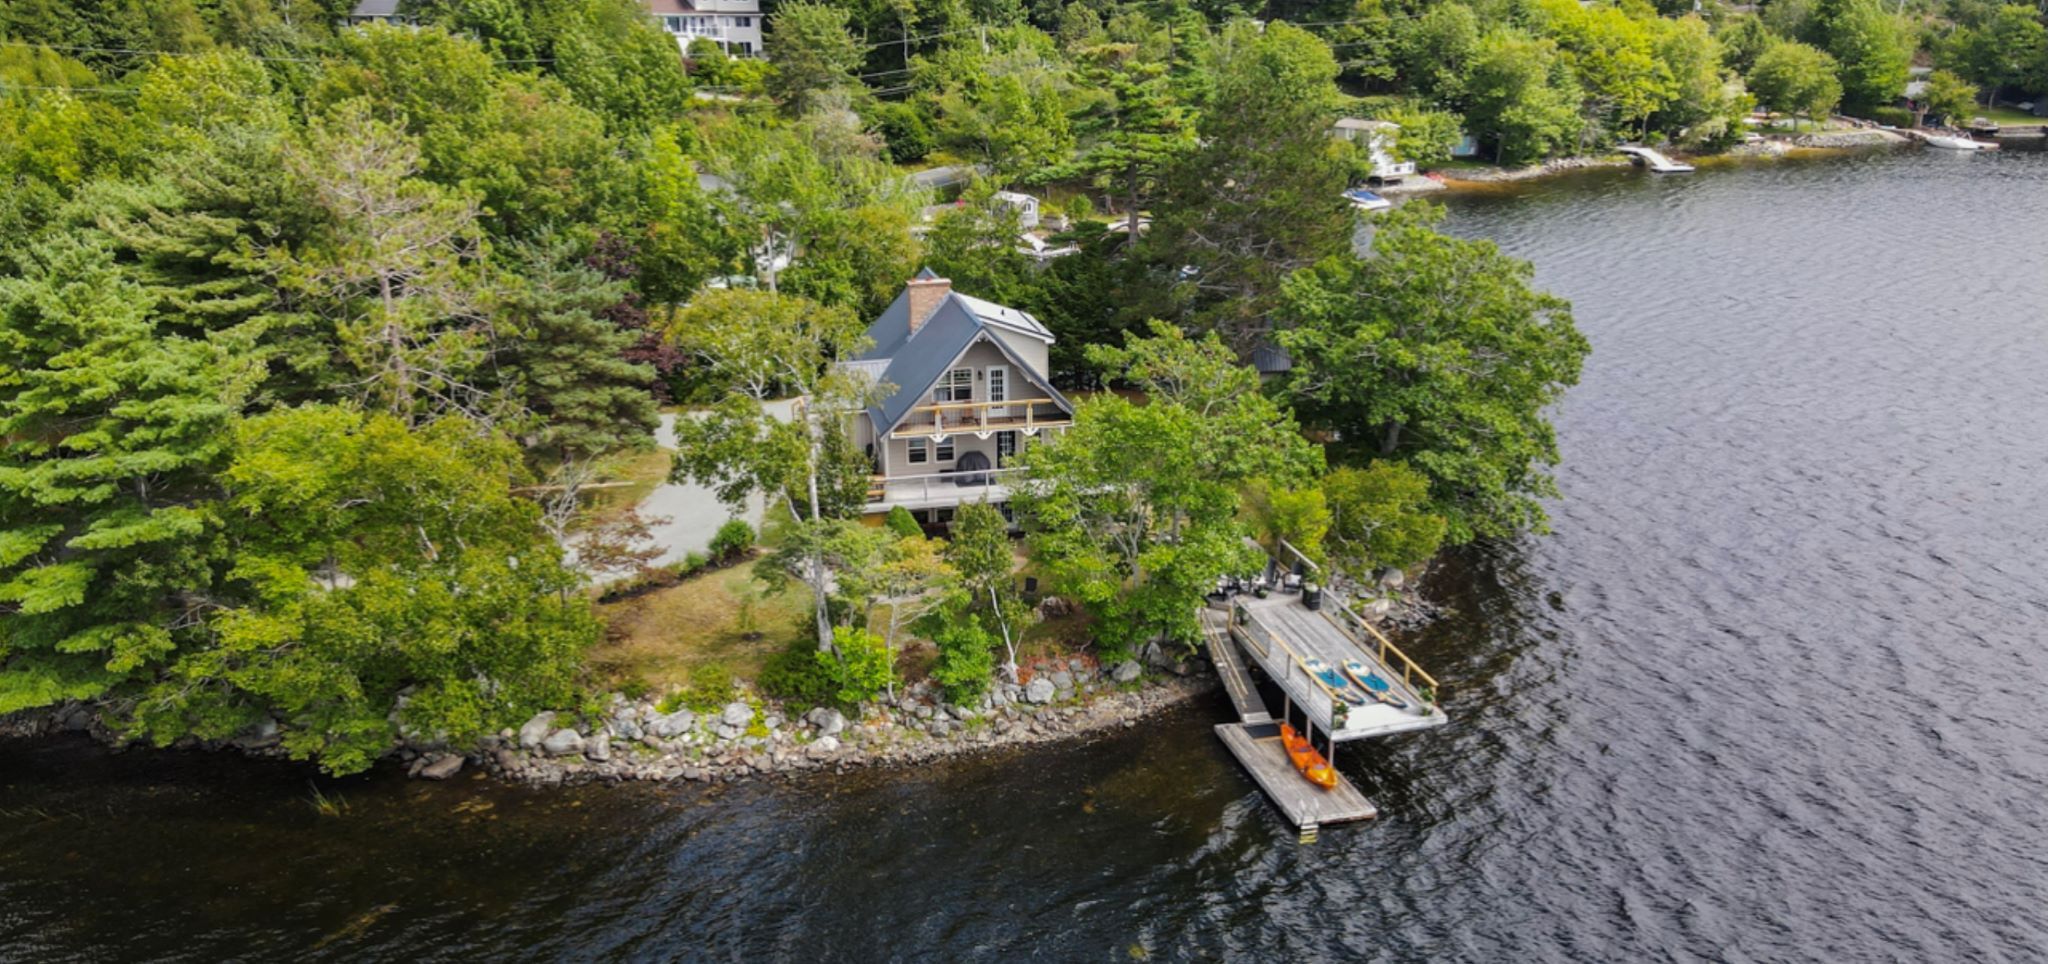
[
  {"left": 805, "top": 707, "right": 847, "bottom": 737},
  {"left": 648, "top": 709, "right": 696, "bottom": 739},
  {"left": 518, "top": 711, "right": 557, "bottom": 749},
  {"left": 1024, "top": 677, "right": 1056, "bottom": 704},
  {"left": 418, "top": 754, "right": 464, "bottom": 780},
  {"left": 720, "top": 702, "right": 754, "bottom": 728},
  {"left": 585, "top": 733, "right": 612, "bottom": 763},
  {"left": 1111, "top": 660, "right": 1142, "bottom": 684},
  {"left": 808, "top": 735, "right": 841, "bottom": 756},
  {"left": 541, "top": 728, "right": 585, "bottom": 757}
]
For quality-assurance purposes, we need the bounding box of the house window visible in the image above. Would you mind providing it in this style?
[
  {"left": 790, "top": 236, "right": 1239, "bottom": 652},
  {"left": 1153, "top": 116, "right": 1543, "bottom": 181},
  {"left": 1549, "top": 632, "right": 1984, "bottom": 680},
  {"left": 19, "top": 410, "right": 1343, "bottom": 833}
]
[
  {"left": 996, "top": 430, "right": 1017, "bottom": 467},
  {"left": 907, "top": 438, "right": 928, "bottom": 464},
  {"left": 736, "top": 41, "right": 753, "bottom": 54},
  {"left": 736, "top": 16, "right": 752, "bottom": 26},
  {"left": 936, "top": 437, "right": 956, "bottom": 462},
  {"left": 663, "top": 15, "right": 681, "bottom": 31},
  {"left": 935, "top": 367, "right": 973, "bottom": 403},
  {"left": 998, "top": 502, "right": 1015, "bottom": 524}
]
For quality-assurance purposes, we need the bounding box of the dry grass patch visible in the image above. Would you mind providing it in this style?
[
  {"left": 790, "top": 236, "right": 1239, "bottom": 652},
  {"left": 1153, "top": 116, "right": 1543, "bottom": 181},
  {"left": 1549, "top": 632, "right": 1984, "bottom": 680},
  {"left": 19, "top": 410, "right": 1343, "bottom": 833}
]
[{"left": 590, "top": 561, "right": 809, "bottom": 692}]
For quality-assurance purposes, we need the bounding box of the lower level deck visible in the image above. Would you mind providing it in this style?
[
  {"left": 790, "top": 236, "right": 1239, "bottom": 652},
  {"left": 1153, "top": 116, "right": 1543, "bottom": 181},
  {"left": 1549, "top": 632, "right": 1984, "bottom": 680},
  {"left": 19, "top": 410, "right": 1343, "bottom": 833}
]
[{"left": 1214, "top": 722, "right": 1378, "bottom": 835}]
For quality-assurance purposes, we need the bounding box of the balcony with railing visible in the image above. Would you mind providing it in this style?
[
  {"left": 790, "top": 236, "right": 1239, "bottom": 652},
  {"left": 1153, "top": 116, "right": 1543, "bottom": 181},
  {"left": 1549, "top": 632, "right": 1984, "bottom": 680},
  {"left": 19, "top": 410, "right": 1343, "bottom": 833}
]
[
  {"left": 865, "top": 467, "right": 1026, "bottom": 511},
  {"left": 888, "top": 398, "right": 1072, "bottom": 440}
]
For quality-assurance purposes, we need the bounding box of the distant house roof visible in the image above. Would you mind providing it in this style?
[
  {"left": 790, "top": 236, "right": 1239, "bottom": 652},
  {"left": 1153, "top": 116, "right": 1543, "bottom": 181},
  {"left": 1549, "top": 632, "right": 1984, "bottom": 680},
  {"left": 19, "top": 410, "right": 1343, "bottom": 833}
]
[
  {"left": 1334, "top": 118, "right": 1399, "bottom": 132},
  {"left": 350, "top": 0, "right": 404, "bottom": 16},
  {"left": 1250, "top": 344, "right": 1293, "bottom": 375},
  {"left": 854, "top": 277, "right": 1069, "bottom": 432}
]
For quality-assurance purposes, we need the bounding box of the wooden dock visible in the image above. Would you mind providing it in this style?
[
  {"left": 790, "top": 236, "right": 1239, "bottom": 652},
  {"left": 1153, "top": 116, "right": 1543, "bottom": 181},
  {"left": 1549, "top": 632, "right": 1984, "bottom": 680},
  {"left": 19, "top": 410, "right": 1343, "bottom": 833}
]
[
  {"left": 1201, "top": 607, "right": 1270, "bottom": 724},
  {"left": 1214, "top": 722, "right": 1377, "bottom": 841}
]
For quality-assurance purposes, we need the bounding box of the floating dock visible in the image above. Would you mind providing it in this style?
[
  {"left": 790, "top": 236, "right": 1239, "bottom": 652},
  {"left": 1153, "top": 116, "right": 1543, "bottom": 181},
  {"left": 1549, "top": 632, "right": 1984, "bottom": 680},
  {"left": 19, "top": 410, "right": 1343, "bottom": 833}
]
[{"left": 1200, "top": 588, "right": 1445, "bottom": 840}]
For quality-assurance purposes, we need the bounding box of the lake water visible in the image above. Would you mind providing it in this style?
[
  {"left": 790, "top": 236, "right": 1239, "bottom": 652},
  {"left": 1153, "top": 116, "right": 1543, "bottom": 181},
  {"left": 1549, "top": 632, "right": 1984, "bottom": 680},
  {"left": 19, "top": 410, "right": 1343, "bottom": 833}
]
[{"left": 5, "top": 146, "right": 2048, "bottom": 962}]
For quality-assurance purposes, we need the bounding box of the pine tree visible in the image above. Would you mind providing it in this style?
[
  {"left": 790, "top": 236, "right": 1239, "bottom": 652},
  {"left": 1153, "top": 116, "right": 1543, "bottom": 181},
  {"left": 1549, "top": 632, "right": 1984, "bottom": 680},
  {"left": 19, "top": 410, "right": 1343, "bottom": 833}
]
[
  {"left": 0, "top": 233, "right": 234, "bottom": 713},
  {"left": 497, "top": 236, "right": 659, "bottom": 469}
]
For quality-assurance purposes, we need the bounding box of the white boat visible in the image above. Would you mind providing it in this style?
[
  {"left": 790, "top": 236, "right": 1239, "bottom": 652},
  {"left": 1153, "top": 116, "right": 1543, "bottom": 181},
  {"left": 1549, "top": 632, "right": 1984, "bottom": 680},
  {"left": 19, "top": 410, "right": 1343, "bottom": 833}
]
[
  {"left": 1924, "top": 133, "right": 1992, "bottom": 151},
  {"left": 1342, "top": 188, "right": 1392, "bottom": 212}
]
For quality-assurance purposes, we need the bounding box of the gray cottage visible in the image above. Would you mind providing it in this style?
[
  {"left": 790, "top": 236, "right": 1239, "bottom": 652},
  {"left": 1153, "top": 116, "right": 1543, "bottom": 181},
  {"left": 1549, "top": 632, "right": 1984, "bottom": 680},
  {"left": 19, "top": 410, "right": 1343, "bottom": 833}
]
[{"left": 846, "top": 270, "right": 1074, "bottom": 523}]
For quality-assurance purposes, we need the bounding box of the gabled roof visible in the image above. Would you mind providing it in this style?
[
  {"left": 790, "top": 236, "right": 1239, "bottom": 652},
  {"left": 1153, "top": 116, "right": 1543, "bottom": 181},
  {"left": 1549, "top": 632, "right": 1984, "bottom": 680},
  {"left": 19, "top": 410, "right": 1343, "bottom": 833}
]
[
  {"left": 854, "top": 283, "right": 1070, "bottom": 432},
  {"left": 350, "top": 0, "right": 403, "bottom": 15}
]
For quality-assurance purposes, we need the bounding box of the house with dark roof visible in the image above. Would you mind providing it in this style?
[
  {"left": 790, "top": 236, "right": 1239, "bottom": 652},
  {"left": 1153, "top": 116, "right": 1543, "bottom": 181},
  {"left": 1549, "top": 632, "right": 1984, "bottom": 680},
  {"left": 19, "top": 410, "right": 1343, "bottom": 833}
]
[
  {"left": 343, "top": 0, "right": 416, "bottom": 27},
  {"left": 847, "top": 271, "right": 1075, "bottom": 523}
]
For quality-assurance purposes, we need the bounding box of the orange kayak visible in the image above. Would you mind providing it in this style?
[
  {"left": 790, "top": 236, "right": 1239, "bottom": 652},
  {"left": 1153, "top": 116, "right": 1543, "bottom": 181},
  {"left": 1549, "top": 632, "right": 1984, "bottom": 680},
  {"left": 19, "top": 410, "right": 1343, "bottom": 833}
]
[
  {"left": 1302, "top": 760, "right": 1338, "bottom": 790},
  {"left": 1279, "top": 723, "right": 1309, "bottom": 753}
]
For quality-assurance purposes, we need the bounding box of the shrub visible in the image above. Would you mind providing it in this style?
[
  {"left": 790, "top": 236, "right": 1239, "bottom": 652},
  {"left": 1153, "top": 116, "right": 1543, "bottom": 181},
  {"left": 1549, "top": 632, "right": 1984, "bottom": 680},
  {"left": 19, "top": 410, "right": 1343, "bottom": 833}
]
[
  {"left": 681, "top": 550, "right": 708, "bottom": 575},
  {"left": 760, "top": 638, "right": 839, "bottom": 710},
  {"left": 677, "top": 663, "right": 736, "bottom": 713},
  {"left": 872, "top": 102, "right": 933, "bottom": 164},
  {"left": 817, "top": 626, "right": 896, "bottom": 705},
  {"left": 929, "top": 616, "right": 998, "bottom": 704},
  {"left": 1065, "top": 193, "right": 1094, "bottom": 222},
  {"left": 1867, "top": 106, "right": 1913, "bottom": 128},
  {"left": 884, "top": 505, "right": 922, "bottom": 538},
  {"left": 709, "top": 518, "right": 755, "bottom": 563}
]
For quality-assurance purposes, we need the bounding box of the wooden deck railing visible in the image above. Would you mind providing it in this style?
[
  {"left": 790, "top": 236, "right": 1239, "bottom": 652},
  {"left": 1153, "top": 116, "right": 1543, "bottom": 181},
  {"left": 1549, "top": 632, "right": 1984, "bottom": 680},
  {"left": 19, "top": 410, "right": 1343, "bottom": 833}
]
[
  {"left": 890, "top": 399, "right": 1071, "bottom": 438},
  {"left": 866, "top": 467, "right": 1025, "bottom": 505},
  {"left": 1321, "top": 600, "right": 1439, "bottom": 696}
]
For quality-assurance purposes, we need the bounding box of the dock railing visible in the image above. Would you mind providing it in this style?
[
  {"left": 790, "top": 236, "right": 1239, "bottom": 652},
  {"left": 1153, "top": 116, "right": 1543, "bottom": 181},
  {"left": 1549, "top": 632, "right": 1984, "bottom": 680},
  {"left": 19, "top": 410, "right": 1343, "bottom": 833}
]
[
  {"left": 1270, "top": 538, "right": 1440, "bottom": 701},
  {"left": 1231, "top": 604, "right": 1348, "bottom": 730},
  {"left": 1320, "top": 601, "right": 1440, "bottom": 699}
]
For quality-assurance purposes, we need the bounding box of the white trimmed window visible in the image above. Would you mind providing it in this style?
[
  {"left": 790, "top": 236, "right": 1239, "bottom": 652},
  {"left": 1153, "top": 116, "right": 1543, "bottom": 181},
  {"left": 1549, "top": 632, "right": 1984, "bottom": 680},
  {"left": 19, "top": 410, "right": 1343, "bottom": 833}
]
[
  {"left": 936, "top": 437, "right": 956, "bottom": 461},
  {"left": 907, "top": 438, "right": 928, "bottom": 464},
  {"left": 935, "top": 367, "right": 973, "bottom": 403}
]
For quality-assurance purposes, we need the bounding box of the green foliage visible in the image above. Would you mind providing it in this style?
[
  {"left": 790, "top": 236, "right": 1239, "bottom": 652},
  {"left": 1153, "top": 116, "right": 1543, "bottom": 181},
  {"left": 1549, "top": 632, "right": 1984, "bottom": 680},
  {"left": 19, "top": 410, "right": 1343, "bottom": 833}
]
[
  {"left": 1323, "top": 462, "right": 1448, "bottom": 575},
  {"left": 768, "top": 1, "right": 865, "bottom": 115},
  {"left": 1020, "top": 323, "right": 1319, "bottom": 656},
  {"left": 1465, "top": 30, "right": 1586, "bottom": 165},
  {"left": 1149, "top": 21, "right": 1352, "bottom": 347},
  {"left": 1276, "top": 202, "right": 1588, "bottom": 543},
  {"left": 1245, "top": 482, "right": 1332, "bottom": 565},
  {"left": 1920, "top": 69, "right": 1981, "bottom": 125},
  {"left": 1943, "top": 6, "right": 2047, "bottom": 99},
  {"left": 927, "top": 606, "right": 999, "bottom": 703},
  {"left": 1807, "top": 0, "right": 1911, "bottom": 112},
  {"left": 924, "top": 183, "right": 1039, "bottom": 306},
  {"left": 817, "top": 626, "right": 897, "bottom": 704},
  {"left": 675, "top": 662, "right": 737, "bottom": 713},
  {"left": 759, "top": 636, "right": 839, "bottom": 708},
  {"left": 871, "top": 102, "right": 935, "bottom": 163},
  {"left": 0, "top": 232, "right": 233, "bottom": 714},
  {"left": 1384, "top": 108, "right": 1465, "bottom": 168},
  {"left": 134, "top": 407, "right": 598, "bottom": 775},
  {"left": 496, "top": 234, "right": 660, "bottom": 467},
  {"left": 709, "top": 519, "right": 757, "bottom": 562},
  {"left": 885, "top": 506, "right": 924, "bottom": 538},
  {"left": 1748, "top": 40, "right": 1844, "bottom": 123}
]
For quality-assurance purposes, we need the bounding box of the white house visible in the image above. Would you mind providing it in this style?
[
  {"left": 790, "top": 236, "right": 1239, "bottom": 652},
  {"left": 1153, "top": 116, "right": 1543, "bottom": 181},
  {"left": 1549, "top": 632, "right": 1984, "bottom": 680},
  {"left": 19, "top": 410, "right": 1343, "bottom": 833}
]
[
  {"left": 649, "top": 0, "right": 762, "bottom": 57},
  {"left": 1332, "top": 118, "right": 1417, "bottom": 183},
  {"left": 343, "top": 0, "right": 416, "bottom": 27}
]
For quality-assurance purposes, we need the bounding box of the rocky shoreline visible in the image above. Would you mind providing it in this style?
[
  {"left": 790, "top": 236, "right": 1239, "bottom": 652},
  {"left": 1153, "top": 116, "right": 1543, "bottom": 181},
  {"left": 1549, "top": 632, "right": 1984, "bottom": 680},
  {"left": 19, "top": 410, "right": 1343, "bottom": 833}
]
[{"left": 0, "top": 644, "right": 1228, "bottom": 788}]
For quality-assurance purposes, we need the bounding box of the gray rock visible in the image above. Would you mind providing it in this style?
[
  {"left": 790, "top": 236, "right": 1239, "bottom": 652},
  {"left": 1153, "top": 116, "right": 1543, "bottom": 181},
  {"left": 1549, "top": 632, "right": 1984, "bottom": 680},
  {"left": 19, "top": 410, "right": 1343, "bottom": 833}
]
[
  {"left": 418, "top": 754, "right": 464, "bottom": 780},
  {"left": 1025, "top": 677, "right": 1056, "bottom": 704},
  {"left": 585, "top": 733, "right": 612, "bottom": 763},
  {"left": 714, "top": 723, "right": 742, "bottom": 741},
  {"left": 762, "top": 713, "right": 783, "bottom": 731},
  {"left": 518, "top": 711, "right": 558, "bottom": 749},
  {"left": 913, "top": 703, "right": 934, "bottom": 720},
  {"left": 809, "top": 735, "right": 841, "bottom": 755},
  {"left": 493, "top": 748, "right": 521, "bottom": 772},
  {"left": 720, "top": 702, "right": 753, "bottom": 727},
  {"left": 806, "top": 707, "right": 847, "bottom": 737},
  {"left": 947, "top": 703, "right": 972, "bottom": 721},
  {"left": 541, "top": 728, "right": 585, "bottom": 757},
  {"left": 611, "top": 718, "right": 644, "bottom": 742},
  {"left": 1141, "top": 642, "right": 1172, "bottom": 668},
  {"left": 1380, "top": 569, "right": 1406, "bottom": 589},
  {"left": 648, "top": 709, "right": 696, "bottom": 739},
  {"left": 1112, "top": 660, "right": 1142, "bottom": 683},
  {"left": 1048, "top": 670, "right": 1073, "bottom": 690}
]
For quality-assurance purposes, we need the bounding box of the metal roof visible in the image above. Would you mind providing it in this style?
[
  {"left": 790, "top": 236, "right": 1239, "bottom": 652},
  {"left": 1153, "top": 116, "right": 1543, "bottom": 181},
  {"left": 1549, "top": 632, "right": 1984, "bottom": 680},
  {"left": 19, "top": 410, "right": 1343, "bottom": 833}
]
[
  {"left": 350, "top": 0, "right": 403, "bottom": 15},
  {"left": 855, "top": 284, "right": 1071, "bottom": 432}
]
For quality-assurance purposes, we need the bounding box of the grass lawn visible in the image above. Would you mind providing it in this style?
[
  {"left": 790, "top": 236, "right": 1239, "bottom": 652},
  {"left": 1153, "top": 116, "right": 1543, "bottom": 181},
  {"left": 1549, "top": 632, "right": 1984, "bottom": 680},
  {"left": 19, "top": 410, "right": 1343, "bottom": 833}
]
[
  {"left": 1976, "top": 105, "right": 2045, "bottom": 126},
  {"left": 589, "top": 559, "right": 810, "bottom": 693}
]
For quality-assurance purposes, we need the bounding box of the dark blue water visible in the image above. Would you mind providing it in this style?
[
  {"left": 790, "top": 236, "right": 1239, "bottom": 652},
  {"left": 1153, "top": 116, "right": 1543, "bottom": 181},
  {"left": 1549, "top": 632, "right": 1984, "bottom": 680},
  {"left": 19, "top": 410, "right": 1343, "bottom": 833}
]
[{"left": 4, "top": 147, "right": 2046, "bottom": 961}]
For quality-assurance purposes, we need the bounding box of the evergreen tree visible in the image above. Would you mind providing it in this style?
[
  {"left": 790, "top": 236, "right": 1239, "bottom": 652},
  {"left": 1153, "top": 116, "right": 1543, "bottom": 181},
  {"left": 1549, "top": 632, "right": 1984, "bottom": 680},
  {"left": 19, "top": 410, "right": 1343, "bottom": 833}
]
[
  {"left": 0, "top": 233, "right": 235, "bottom": 714},
  {"left": 497, "top": 236, "right": 660, "bottom": 468},
  {"left": 1064, "top": 43, "right": 1196, "bottom": 225}
]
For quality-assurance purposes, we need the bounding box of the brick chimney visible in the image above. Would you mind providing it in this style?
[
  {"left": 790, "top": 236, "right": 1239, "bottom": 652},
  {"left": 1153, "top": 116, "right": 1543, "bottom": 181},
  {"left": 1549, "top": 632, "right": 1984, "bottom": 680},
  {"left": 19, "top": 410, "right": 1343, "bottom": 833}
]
[{"left": 905, "top": 271, "right": 951, "bottom": 336}]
